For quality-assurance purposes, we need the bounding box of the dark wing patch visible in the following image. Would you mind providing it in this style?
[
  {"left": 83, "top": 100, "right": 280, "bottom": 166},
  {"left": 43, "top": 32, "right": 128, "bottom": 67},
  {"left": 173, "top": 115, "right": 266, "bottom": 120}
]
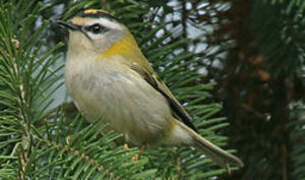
[{"left": 129, "top": 63, "right": 198, "bottom": 133}]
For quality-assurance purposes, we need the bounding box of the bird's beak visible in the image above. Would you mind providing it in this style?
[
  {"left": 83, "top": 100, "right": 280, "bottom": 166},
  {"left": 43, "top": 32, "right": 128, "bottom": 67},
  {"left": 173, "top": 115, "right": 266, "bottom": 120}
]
[{"left": 56, "top": 20, "right": 80, "bottom": 31}]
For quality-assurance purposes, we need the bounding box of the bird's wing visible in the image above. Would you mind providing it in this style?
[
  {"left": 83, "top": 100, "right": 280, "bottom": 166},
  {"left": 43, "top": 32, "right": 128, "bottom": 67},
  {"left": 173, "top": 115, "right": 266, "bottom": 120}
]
[{"left": 128, "top": 62, "right": 198, "bottom": 132}]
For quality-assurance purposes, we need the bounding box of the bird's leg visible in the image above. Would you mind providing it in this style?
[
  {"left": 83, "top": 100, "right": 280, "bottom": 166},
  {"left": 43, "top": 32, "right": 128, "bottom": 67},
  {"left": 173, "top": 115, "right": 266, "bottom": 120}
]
[
  {"left": 131, "top": 145, "right": 145, "bottom": 161},
  {"left": 124, "top": 144, "right": 130, "bottom": 151},
  {"left": 124, "top": 144, "right": 145, "bottom": 161},
  {"left": 225, "top": 164, "right": 231, "bottom": 175}
]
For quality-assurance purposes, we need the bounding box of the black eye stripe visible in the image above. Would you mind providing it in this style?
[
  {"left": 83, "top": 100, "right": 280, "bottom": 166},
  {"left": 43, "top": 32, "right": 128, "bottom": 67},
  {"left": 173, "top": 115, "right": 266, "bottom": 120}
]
[{"left": 84, "top": 24, "right": 107, "bottom": 34}]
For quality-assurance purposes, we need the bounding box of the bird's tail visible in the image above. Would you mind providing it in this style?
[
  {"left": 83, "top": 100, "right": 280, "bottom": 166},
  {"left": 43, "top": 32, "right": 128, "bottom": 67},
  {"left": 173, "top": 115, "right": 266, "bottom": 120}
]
[{"left": 174, "top": 120, "right": 244, "bottom": 170}]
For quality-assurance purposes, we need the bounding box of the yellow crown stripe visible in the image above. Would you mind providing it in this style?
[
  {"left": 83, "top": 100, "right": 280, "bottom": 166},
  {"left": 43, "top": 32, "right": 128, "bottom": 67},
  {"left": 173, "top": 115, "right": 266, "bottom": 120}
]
[{"left": 84, "top": 9, "right": 110, "bottom": 15}]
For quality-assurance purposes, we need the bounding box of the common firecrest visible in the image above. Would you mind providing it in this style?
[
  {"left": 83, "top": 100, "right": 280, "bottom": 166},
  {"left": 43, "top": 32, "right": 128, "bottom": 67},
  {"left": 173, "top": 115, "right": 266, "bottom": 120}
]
[{"left": 57, "top": 9, "right": 243, "bottom": 170}]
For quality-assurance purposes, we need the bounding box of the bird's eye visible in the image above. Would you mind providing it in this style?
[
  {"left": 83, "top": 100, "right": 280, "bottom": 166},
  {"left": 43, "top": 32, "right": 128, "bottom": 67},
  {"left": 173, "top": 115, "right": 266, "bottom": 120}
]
[{"left": 85, "top": 24, "right": 104, "bottom": 34}]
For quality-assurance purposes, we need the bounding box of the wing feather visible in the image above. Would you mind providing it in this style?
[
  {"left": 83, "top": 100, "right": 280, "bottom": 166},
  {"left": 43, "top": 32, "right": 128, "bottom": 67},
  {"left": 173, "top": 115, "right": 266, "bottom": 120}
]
[{"left": 129, "top": 62, "right": 198, "bottom": 132}]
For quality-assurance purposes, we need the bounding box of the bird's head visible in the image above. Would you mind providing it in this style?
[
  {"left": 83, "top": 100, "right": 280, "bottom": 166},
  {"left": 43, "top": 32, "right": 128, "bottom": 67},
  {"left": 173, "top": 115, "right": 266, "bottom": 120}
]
[{"left": 58, "top": 9, "right": 139, "bottom": 58}]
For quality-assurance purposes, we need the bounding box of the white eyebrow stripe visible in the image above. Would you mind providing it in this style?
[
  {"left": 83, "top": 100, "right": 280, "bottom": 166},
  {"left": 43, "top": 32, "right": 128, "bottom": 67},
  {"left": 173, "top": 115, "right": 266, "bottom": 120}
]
[{"left": 85, "top": 18, "right": 122, "bottom": 30}]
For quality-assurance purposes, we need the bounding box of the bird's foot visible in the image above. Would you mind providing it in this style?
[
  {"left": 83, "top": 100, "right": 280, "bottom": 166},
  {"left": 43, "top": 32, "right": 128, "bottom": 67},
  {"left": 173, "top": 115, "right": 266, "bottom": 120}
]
[{"left": 124, "top": 144, "right": 145, "bottom": 161}]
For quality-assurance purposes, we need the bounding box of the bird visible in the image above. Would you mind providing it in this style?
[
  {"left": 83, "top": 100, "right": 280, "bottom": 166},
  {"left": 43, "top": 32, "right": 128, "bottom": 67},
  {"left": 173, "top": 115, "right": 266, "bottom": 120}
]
[{"left": 57, "top": 9, "right": 244, "bottom": 170}]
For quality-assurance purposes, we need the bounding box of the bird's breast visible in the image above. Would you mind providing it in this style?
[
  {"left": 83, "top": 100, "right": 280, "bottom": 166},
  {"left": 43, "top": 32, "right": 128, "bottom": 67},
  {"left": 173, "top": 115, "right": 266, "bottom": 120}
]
[{"left": 65, "top": 58, "right": 172, "bottom": 144}]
